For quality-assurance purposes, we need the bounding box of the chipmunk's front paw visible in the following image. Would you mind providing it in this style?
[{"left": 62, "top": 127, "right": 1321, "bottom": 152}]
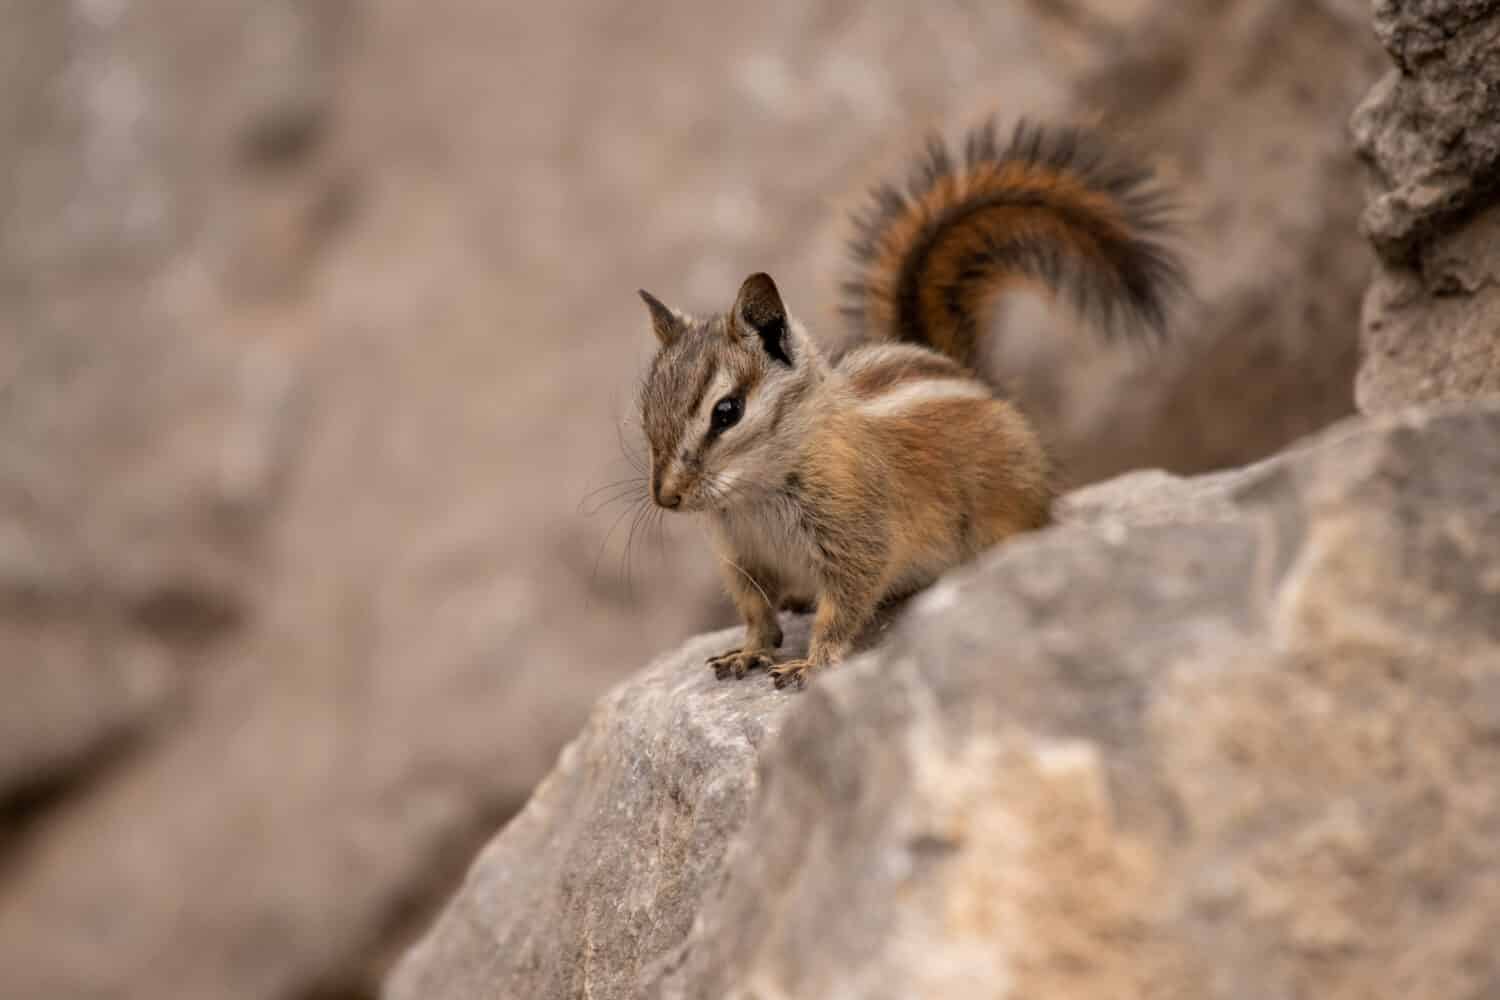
[
  {"left": 770, "top": 658, "right": 815, "bottom": 691},
  {"left": 707, "top": 648, "right": 774, "bottom": 681}
]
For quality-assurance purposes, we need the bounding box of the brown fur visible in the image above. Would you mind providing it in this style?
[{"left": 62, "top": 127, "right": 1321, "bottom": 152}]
[
  {"left": 636, "top": 119, "right": 1185, "bottom": 689},
  {"left": 842, "top": 345, "right": 969, "bottom": 398},
  {"left": 843, "top": 119, "right": 1185, "bottom": 368}
]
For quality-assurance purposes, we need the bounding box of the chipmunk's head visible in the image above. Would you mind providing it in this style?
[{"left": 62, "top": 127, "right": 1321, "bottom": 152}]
[{"left": 637, "top": 273, "right": 821, "bottom": 513}]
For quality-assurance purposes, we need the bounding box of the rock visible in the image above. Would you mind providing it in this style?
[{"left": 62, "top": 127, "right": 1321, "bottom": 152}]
[
  {"left": 0, "top": 1, "right": 316, "bottom": 995},
  {"left": 386, "top": 622, "right": 807, "bottom": 1000},
  {"left": 392, "top": 402, "right": 1500, "bottom": 999},
  {"left": 0, "top": 3, "right": 303, "bottom": 802},
  {"left": 973, "top": 0, "right": 1387, "bottom": 484},
  {"left": 0, "top": 2, "right": 1413, "bottom": 999},
  {"left": 1054, "top": 465, "right": 1254, "bottom": 527},
  {"left": 1352, "top": 0, "right": 1500, "bottom": 410}
]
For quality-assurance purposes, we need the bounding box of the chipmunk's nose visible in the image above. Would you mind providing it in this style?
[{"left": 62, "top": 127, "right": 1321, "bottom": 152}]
[{"left": 652, "top": 472, "right": 683, "bottom": 510}]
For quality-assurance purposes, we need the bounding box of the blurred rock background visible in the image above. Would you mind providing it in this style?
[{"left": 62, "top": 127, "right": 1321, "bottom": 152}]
[{"left": 0, "top": 1, "right": 1385, "bottom": 997}]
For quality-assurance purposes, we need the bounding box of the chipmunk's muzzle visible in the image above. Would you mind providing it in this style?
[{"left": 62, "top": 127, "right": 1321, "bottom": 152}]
[
  {"left": 651, "top": 467, "right": 688, "bottom": 511},
  {"left": 653, "top": 484, "right": 682, "bottom": 509}
]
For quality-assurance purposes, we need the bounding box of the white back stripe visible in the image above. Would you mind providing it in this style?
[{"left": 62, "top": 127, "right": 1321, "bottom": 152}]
[{"left": 854, "top": 378, "right": 991, "bottom": 418}]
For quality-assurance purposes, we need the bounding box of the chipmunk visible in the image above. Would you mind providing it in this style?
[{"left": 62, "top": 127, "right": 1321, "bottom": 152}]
[{"left": 635, "top": 119, "right": 1185, "bottom": 689}]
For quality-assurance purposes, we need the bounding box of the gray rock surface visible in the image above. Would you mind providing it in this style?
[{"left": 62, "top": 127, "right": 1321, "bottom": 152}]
[
  {"left": 386, "top": 621, "right": 808, "bottom": 1000},
  {"left": 995, "top": 0, "right": 1386, "bottom": 484},
  {"left": 0, "top": 0, "right": 1397, "bottom": 997},
  {"left": 1353, "top": 0, "right": 1500, "bottom": 410},
  {"left": 0, "top": 2, "right": 306, "bottom": 798},
  {"left": 391, "top": 402, "right": 1500, "bottom": 1000}
]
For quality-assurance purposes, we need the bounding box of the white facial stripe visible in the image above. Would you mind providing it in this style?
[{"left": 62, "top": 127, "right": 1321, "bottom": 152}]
[
  {"left": 711, "top": 467, "right": 743, "bottom": 504},
  {"left": 854, "top": 378, "right": 991, "bottom": 418}
]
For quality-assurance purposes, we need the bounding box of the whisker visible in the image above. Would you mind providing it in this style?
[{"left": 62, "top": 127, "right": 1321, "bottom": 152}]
[
  {"left": 578, "top": 481, "right": 648, "bottom": 517},
  {"left": 720, "top": 553, "right": 773, "bottom": 609},
  {"left": 640, "top": 504, "right": 663, "bottom": 570},
  {"left": 591, "top": 495, "right": 644, "bottom": 597},
  {"left": 651, "top": 507, "right": 668, "bottom": 566},
  {"left": 579, "top": 475, "right": 648, "bottom": 504},
  {"left": 615, "top": 419, "right": 648, "bottom": 475},
  {"left": 709, "top": 473, "right": 779, "bottom": 511},
  {"left": 621, "top": 495, "right": 654, "bottom": 602}
]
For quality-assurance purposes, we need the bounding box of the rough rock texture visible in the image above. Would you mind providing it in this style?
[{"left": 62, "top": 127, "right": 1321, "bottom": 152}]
[
  {"left": 391, "top": 402, "right": 1500, "bottom": 1000},
  {"left": 987, "top": 0, "right": 1386, "bottom": 483},
  {"left": 1353, "top": 0, "right": 1500, "bottom": 410},
  {"left": 385, "top": 621, "right": 807, "bottom": 1000},
  {"left": 0, "top": 3, "right": 308, "bottom": 799},
  {"left": 0, "top": 1, "right": 1390, "bottom": 998}
]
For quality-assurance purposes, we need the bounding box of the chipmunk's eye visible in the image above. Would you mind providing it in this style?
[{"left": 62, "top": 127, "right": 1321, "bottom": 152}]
[{"left": 710, "top": 395, "right": 743, "bottom": 432}]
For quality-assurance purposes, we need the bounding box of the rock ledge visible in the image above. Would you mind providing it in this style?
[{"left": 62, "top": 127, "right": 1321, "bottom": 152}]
[{"left": 391, "top": 402, "right": 1500, "bottom": 1000}]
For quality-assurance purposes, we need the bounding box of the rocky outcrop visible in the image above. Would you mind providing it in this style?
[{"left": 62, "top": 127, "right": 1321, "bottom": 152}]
[
  {"left": 385, "top": 622, "right": 807, "bottom": 1000},
  {"left": 0, "top": 1, "right": 1404, "bottom": 998},
  {"left": 390, "top": 402, "right": 1500, "bottom": 1000},
  {"left": 993, "top": 0, "right": 1387, "bottom": 483},
  {"left": 0, "top": 0, "right": 309, "bottom": 806},
  {"left": 1353, "top": 0, "right": 1500, "bottom": 410}
]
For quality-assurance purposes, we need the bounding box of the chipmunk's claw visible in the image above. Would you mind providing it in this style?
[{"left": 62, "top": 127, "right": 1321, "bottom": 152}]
[
  {"left": 707, "top": 648, "right": 774, "bottom": 681},
  {"left": 770, "top": 658, "right": 813, "bottom": 691}
]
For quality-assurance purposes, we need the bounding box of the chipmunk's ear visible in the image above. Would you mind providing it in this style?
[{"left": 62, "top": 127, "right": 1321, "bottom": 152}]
[
  {"left": 638, "top": 289, "right": 684, "bottom": 347},
  {"left": 733, "top": 272, "right": 792, "bottom": 366}
]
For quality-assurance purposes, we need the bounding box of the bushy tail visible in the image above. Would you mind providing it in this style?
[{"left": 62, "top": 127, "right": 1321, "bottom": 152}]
[{"left": 841, "top": 119, "right": 1187, "bottom": 368}]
